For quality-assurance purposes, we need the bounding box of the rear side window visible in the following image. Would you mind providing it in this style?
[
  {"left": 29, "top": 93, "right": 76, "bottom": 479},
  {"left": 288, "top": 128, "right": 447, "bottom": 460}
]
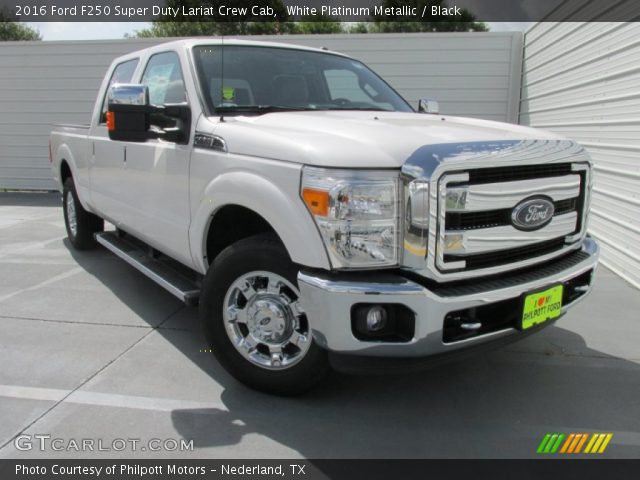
[
  {"left": 100, "top": 59, "right": 139, "bottom": 124},
  {"left": 141, "top": 51, "right": 187, "bottom": 106}
]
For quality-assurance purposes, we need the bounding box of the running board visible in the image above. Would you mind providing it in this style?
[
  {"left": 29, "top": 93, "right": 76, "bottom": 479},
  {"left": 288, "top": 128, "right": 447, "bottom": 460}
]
[{"left": 95, "top": 232, "right": 200, "bottom": 306}]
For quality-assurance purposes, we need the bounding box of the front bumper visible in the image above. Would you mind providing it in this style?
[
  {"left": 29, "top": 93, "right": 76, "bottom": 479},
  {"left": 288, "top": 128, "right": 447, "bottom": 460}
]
[{"left": 298, "top": 237, "right": 599, "bottom": 360}]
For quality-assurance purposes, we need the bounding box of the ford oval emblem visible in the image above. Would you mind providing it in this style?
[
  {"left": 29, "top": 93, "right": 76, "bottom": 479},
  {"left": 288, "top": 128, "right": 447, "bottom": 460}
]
[{"left": 511, "top": 196, "right": 555, "bottom": 231}]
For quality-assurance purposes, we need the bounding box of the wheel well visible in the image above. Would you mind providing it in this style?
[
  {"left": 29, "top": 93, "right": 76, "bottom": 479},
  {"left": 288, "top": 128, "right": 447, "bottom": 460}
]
[
  {"left": 205, "top": 205, "right": 282, "bottom": 265},
  {"left": 60, "top": 161, "right": 71, "bottom": 184}
]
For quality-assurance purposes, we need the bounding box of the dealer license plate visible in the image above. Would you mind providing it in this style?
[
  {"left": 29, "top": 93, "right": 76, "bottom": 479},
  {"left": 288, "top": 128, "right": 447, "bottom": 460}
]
[{"left": 521, "top": 285, "right": 564, "bottom": 330}]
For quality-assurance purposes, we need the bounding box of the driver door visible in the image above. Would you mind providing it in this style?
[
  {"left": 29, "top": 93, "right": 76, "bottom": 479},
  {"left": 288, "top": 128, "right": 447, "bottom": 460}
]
[{"left": 119, "top": 51, "right": 193, "bottom": 266}]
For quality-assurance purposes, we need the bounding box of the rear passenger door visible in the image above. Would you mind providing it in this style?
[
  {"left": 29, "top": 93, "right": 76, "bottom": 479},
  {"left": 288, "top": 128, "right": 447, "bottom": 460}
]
[
  {"left": 119, "top": 51, "right": 193, "bottom": 266},
  {"left": 89, "top": 58, "right": 139, "bottom": 222}
]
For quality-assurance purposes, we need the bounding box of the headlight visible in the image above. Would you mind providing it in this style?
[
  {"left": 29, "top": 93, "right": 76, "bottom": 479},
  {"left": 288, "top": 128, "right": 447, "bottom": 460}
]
[{"left": 301, "top": 167, "right": 400, "bottom": 269}]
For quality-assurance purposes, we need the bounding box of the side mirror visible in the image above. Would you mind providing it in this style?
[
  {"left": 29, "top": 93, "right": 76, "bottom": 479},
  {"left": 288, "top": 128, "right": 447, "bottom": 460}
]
[
  {"left": 418, "top": 98, "right": 439, "bottom": 115},
  {"left": 107, "top": 84, "right": 151, "bottom": 142},
  {"left": 107, "top": 84, "right": 191, "bottom": 144}
]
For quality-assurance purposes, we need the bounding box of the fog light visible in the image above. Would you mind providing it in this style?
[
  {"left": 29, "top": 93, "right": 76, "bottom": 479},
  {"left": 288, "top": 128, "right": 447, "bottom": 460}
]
[
  {"left": 351, "top": 303, "right": 415, "bottom": 342},
  {"left": 366, "top": 306, "right": 387, "bottom": 332}
]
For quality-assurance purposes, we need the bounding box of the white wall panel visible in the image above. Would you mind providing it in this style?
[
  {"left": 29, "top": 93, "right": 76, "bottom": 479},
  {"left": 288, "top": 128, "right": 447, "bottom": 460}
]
[
  {"left": 520, "top": 17, "right": 640, "bottom": 289},
  {"left": 0, "top": 32, "right": 522, "bottom": 190}
]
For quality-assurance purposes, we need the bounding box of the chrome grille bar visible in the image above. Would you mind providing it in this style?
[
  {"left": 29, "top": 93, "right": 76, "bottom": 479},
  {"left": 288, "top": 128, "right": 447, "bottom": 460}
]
[
  {"left": 443, "top": 212, "right": 578, "bottom": 256},
  {"left": 446, "top": 175, "right": 581, "bottom": 212}
]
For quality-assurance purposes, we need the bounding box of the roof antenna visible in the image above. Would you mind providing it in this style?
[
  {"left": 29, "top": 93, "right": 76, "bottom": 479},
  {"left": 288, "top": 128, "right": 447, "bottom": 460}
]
[{"left": 219, "top": 33, "right": 225, "bottom": 122}]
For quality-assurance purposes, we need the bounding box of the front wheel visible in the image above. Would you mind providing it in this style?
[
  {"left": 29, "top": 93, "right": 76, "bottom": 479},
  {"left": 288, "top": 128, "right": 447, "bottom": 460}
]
[
  {"left": 63, "top": 177, "right": 103, "bottom": 250},
  {"left": 200, "top": 234, "right": 330, "bottom": 395}
]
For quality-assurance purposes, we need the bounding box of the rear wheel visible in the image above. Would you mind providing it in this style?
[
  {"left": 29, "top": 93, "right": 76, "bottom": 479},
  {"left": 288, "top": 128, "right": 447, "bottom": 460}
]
[
  {"left": 63, "top": 177, "right": 103, "bottom": 250},
  {"left": 200, "top": 234, "right": 330, "bottom": 395}
]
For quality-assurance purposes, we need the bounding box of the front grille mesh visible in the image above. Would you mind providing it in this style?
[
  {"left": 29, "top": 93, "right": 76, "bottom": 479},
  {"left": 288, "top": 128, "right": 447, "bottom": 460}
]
[{"left": 467, "top": 163, "right": 573, "bottom": 184}]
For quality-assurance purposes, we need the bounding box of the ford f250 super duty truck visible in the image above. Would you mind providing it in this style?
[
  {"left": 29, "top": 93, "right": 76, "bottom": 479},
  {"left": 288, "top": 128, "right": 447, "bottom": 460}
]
[{"left": 50, "top": 39, "right": 599, "bottom": 395}]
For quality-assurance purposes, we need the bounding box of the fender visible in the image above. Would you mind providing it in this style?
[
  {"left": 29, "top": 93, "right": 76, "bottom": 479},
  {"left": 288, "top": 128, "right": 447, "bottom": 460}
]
[
  {"left": 53, "top": 142, "right": 74, "bottom": 189},
  {"left": 53, "top": 142, "right": 94, "bottom": 213},
  {"left": 189, "top": 170, "right": 331, "bottom": 274}
]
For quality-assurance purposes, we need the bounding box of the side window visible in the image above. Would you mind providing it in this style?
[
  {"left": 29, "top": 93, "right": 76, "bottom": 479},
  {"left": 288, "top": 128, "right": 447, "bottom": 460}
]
[
  {"left": 141, "top": 51, "right": 187, "bottom": 106},
  {"left": 100, "top": 59, "right": 139, "bottom": 124}
]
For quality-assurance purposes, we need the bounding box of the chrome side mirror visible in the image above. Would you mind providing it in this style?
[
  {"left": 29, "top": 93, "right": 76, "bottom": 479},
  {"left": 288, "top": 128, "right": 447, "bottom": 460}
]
[
  {"left": 107, "top": 84, "right": 191, "bottom": 144},
  {"left": 107, "top": 84, "right": 149, "bottom": 106},
  {"left": 107, "top": 84, "right": 151, "bottom": 142},
  {"left": 418, "top": 98, "right": 439, "bottom": 115}
]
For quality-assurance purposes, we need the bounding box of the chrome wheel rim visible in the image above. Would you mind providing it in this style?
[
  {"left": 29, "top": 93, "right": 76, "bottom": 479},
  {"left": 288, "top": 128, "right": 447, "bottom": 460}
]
[
  {"left": 66, "top": 191, "right": 77, "bottom": 238},
  {"left": 223, "top": 271, "right": 311, "bottom": 370}
]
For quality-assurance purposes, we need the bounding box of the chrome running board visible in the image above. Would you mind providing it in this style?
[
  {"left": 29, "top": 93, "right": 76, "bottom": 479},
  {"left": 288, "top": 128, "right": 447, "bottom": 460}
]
[{"left": 95, "top": 232, "right": 200, "bottom": 306}]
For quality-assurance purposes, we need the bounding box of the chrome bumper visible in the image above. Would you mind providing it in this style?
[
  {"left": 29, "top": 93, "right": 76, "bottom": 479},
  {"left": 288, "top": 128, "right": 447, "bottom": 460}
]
[{"left": 298, "top": 237, "right": 599, "bottom": 358}]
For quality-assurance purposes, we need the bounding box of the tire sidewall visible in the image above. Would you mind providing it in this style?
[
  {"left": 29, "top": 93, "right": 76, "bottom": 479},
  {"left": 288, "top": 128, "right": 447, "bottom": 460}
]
[
  {"left": 62, "top": 177, "right": 102, "bottom": 249},
  {"left": 200, "top": 235, "right": 329, "bottom": 395},
  {"left": 63, "top": 178, "right": 80, "bottom": 245}
]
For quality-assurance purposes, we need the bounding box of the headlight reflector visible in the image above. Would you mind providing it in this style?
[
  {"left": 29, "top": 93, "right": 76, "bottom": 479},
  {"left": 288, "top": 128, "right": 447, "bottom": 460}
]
[{"left": 301, "top": 167, "right": 400, "bottom": 268}]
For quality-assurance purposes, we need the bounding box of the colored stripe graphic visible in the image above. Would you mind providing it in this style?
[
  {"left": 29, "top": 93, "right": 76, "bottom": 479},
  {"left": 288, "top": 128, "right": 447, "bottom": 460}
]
[
  {"left": 567, "top": 434, "right": 581, "bottom": 453},
  {"left": 585, "top": 433, "right": 613, "bottom": 454},
  {"left": 598, "top": 434, "right": 613, "bottom": 453},
  {"left": 537, "top": 433, "right": 565, "bottom": 453},
  {"left": 550, "top": 434, "right": 565, "bottom": 453},
  {"left": 539, "top": 433, "right": 613, "bottom": 454},
  {"left": 559, "top": 433, "right": 575, "bottom": 453},
  {"left": 537, "top": 434, "right": 552, "bottom": 453},
  {"left": 575, "top": 433, "right": 589, "bottom": 453}
]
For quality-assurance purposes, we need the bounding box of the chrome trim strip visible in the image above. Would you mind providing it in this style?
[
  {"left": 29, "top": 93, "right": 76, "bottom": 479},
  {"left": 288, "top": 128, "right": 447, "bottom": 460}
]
[
  {"left": 437, "top": 173, "right": 469, "bottom": 270},
  {"left": 444, "top": 212, "right": 577, "bottom": 256},
  {"left": 402, "top": 178, "right": 431, "bottom": 269},
  {"left": 446, "top": 175, "right": 581, "bottom": 212},
  {"left": 566, "top": 162, "right": 592, "bottom": 243}
]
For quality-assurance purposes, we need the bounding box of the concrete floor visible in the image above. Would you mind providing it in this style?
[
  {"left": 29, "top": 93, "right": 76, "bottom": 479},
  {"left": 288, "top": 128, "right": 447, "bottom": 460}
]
[{"left": 0, "top": 192, "right": 639, "bottom": 459}]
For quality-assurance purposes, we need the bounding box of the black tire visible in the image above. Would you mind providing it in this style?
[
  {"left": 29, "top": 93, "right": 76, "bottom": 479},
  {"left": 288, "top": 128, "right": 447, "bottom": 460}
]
[
  {"left": 200, "top": 233, "right": 330, "bottom": 396},
  {"left": 63, "top": 177, "right": 104, "bottom": 250}
]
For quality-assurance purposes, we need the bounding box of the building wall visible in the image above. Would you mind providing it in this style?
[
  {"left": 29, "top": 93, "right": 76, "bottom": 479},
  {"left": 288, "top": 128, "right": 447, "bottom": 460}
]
[
  {"left": 520, "top": 22, "right": 640, "bottom": 288},
  {"left": 0, "top": 32, "right": 523, "bottom": 190}
]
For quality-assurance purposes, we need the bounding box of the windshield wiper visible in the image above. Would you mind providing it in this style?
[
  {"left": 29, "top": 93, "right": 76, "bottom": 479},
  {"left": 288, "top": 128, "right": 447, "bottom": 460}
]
[
  {"left": 323, "top": 106, "right": 389, "bottom": 112},
  {"left": 214, "top": 105, "right": 316, "bottom": 114}
]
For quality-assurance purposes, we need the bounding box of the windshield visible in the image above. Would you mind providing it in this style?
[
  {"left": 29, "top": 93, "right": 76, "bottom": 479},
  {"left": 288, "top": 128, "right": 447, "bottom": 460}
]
[{"left": 192, "top": 45, "right": 413, "bottom": 114}]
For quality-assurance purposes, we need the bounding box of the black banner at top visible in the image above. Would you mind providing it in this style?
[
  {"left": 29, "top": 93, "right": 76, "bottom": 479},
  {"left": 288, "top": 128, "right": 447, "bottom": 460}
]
[{"left": 1, "top": 0, "right": 640, "bottom": 23}]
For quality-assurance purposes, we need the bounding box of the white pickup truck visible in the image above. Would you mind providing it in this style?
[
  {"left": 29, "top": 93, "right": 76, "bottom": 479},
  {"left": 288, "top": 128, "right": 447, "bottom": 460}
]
[{"left": 50, "top": 39, "right": 599, "bottom": 395}]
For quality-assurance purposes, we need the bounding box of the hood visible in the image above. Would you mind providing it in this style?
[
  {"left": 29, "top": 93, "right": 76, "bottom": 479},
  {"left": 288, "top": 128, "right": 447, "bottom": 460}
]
[{"left": 201, "top": 111, "right": 564, "bottom": 168}]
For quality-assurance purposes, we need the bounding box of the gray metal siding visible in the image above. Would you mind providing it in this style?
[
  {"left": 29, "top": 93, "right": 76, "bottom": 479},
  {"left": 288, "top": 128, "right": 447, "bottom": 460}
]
[
  {"left": 0, "top": 38, "right": 162, "bottom": 190},
  {"left": 520, "top": 21, "right": 640, "bottom": 289},
  {"left": 0, "top": 32, "right": 522, "bottom": 190},
  {"left": 250, "top": 33, "right": 523, "bottom": 122}
]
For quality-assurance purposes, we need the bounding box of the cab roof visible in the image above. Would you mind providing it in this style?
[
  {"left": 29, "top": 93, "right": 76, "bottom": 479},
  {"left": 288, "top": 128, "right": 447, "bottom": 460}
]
[{"left": 114, "top": 38, "right": 350, "bottom": 64}]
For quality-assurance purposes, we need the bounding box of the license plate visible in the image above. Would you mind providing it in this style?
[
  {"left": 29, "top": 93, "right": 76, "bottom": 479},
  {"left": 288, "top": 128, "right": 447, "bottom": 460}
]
[{"left": 521, "top": 285, "right": 564, "bottom": 330}]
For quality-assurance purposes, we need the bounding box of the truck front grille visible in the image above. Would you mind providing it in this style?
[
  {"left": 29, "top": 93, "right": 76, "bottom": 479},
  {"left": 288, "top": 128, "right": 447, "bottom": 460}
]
[
  {"left": 445, "top": 197, "right": 578, "bottom": 231},
  {"left": 435, "top": 162, "right": 589, "bottom": 275}
]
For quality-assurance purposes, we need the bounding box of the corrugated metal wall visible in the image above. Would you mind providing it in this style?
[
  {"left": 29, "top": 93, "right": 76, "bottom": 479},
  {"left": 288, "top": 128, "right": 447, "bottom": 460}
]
[
  {"left": 0, "top": 38, "right": 162, "bottom": 190},
  {"left": 0, "top": 32, "right": 523, "bottom": 190},
  {"left": 520, "top": 22, "right": 640, "bottom": 289}
]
